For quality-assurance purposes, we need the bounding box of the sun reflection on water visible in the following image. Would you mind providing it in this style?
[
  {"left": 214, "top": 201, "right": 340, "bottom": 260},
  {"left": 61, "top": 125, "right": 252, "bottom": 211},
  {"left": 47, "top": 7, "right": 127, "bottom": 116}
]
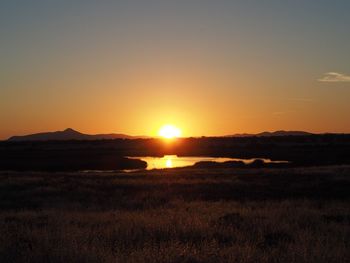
[
  {"left": 129, "top": 155, "right": 288, "bottom": 170},
  {"left": 165, "top": 158, "right": 173, "bottom": 168}
]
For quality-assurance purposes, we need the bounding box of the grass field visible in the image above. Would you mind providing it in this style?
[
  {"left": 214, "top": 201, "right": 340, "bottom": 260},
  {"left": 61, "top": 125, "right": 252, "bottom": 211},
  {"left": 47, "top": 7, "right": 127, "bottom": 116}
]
[{"left": 0, "top": 166, "right": 349, "bottom": 262}]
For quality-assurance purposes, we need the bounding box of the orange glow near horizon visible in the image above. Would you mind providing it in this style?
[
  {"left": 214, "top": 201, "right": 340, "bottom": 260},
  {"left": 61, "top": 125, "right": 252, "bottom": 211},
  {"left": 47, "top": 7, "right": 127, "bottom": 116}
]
[
  {"left": 1, "top": 2, "right": 350, "bottom": 140},
  {"left": 158, "top": 124, "right": 182, "bottom": 139}
]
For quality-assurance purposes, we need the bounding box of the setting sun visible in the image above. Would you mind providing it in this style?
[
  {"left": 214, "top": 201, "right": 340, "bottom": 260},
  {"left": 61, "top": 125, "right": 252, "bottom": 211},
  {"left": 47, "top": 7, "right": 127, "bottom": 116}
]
[{"left": 158, "top": 125, "right": 182, "bottom": 139}]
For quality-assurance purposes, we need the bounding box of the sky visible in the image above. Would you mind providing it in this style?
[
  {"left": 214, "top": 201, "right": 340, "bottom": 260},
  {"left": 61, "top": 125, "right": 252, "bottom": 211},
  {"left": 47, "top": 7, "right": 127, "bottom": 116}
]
[{"left": 1, "top": 0, "right": 350, "bottom": 139}]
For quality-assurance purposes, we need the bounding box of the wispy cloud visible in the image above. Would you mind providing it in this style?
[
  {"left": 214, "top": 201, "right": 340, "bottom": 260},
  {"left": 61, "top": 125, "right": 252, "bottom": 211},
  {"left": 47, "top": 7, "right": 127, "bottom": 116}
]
[{"left": 318, "top": 72, "right": 350, "bottom": 82}]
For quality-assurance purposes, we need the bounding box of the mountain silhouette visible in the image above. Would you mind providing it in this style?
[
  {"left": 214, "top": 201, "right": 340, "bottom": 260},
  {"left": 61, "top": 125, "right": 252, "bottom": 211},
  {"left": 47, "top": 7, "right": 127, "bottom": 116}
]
[
  {"left": 7, "top": 129, "right": 316, "bottom": 141},
  {"left": 226, "top": 130, "right": 314, "bottom": 137},
  {"left": 7, "top": 128, "right": 148, "bottom": 141}
]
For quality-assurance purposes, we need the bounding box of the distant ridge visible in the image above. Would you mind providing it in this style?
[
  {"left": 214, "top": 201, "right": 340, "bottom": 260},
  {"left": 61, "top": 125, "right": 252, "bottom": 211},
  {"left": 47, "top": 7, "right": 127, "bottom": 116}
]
[
  {"left": 6, "top": 129, "right": 322, "bottom": 141},
  {"left": 7, "top": 128, "right": 149, "bottom": 141},
  {"left": 226, "top": 130, "right": 314, "bottom": 137}
]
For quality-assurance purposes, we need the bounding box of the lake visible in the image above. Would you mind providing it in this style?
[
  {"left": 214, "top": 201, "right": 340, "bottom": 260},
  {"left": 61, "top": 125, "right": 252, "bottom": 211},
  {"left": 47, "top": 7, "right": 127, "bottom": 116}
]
[{"left": 130, "top": 155, "right": 288, "bottom": 170}]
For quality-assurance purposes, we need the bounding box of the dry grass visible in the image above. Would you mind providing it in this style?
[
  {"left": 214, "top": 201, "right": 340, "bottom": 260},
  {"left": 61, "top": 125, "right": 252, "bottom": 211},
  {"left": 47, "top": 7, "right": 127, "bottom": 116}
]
[{"left": 0, "top": 166, "right": 349, "bottom": 262}]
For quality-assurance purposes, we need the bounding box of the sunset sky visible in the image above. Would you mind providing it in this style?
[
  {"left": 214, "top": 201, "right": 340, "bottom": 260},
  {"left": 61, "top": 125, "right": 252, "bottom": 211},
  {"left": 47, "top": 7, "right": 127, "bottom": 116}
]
[{"left": 1, "top": 0, "right": 350, "bottom": 139}]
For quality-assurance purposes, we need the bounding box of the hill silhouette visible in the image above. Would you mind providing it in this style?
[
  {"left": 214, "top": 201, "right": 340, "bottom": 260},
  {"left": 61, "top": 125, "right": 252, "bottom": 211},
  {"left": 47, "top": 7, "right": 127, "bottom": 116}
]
[
  {"left": 227, "top": 130, "right": 314, "bottom": 137},
  {"left": 7, "top": 128, "right": 148, "bottom": 141},
  {"left": 7, "top": 129, "right": 317, "bottom": 141}
]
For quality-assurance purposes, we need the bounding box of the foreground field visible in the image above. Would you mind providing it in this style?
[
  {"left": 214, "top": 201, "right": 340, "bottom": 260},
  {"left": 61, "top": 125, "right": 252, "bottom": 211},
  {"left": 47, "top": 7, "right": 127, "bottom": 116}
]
[{"left": 0, "top": 166, "right": 349, "bottom": 262}]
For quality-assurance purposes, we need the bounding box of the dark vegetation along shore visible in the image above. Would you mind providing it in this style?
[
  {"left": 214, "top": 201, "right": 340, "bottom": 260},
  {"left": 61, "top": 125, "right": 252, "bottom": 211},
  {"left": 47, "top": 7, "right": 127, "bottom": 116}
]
[
  {"left": 0, "top": 135, "right": 349, "bottom": 262},
  {"left": 1, "top": 134, "right": 350, "bottom": 171},
  {"left": 0, "top": 150, "right": 147, "bottom": 171},
  {"left": 0, "top": 166, "right": 349, "bottom": 262}
]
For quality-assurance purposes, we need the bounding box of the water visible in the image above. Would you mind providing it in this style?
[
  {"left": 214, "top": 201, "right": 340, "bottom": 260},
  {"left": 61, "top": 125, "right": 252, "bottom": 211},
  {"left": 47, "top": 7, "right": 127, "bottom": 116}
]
[{"left": 130, "top": 155, "right": 288, "bottom": 170}]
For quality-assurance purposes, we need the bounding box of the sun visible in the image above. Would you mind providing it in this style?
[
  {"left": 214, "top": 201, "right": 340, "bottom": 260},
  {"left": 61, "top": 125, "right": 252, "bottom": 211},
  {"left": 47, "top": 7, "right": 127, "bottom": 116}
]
[{"left": 158, "top": 124, "right": 182, "bottom": 139}]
